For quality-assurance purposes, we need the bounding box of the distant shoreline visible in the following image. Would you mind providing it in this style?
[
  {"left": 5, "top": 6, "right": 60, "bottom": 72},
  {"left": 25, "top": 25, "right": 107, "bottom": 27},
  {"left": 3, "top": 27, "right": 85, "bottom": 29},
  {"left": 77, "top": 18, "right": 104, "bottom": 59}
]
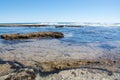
[
  {"left": 0, "top": 23, "right": 48, "bottom": 27},
  {"left": 0, "top": 23, "right": 120, "bottom": 27}
]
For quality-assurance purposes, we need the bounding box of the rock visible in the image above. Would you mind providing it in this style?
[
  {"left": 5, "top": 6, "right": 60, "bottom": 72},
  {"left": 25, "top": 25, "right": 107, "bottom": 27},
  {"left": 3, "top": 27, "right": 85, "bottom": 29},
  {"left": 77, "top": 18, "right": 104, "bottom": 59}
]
[
  {"left": 0, "top": 60, "right": 26, "bottom": 77},
  {"left": 38, "top": 60, "right": 100, "bottom": 72},
  {"left": 38, "top": 59, "right": 119, "bottom": 72},
  {"left": 66, "top": 25, "right": 83, "bottom": 27},
  {"left": 0, "top": 59, "right": 119, "bottom": 80},
  {"left": 0, "top": 63, "right": 13, "bottom": 76},
  {"left": 55, "top": 25, "right": 64, "bottom": 28},
  {"left": 5, "top": 68, "right": 36, "bottom": 80},
  {"left": 57, "top": 68, "right": 118, "bottom": 80},
  {"left": 1, "top": 32, "right": 64, "bottom": 40}
]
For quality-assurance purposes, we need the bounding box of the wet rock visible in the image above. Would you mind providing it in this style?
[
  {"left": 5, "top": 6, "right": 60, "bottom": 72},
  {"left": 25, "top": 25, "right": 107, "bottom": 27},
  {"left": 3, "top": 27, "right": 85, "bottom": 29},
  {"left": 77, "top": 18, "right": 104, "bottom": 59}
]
[
  {"left": 38, "top": 60, "right": 101, "bottom": 72},
  {"left": 5, "top": 68, "right": 36, "bottom": 80},
  {"left": 38, "top": 59, "right": 119, "bottom": 72},
  {"left": 0, "top": 63, "right": 13, "bottom": 76},
  {"left": 1, "top": 32, "right": 64, "bottom": 40},
  {"left": 0, "top": 60, "right": 25, "bottom": 77},
  {"left": 55, "top": 25, "right": 64, "bottom": 28},
  {"left": 58, "top": 68, "right": 118, "bottom": 80},
  {"left": 66, "top": 25, "right": 83, "bottom": 27}
]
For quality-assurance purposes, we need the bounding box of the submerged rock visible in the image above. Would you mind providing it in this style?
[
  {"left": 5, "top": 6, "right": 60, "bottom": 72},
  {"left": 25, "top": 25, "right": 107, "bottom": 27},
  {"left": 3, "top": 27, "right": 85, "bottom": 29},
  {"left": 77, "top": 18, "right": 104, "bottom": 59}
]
[
  {"left": 38, "top": 60, "right": 100, "bottom": 72},
  {"left": 38, "top": 59, "right": 119, "bottom": 72},
  {"left": 1, "top": 32, "right": 64, "bottom": 40}
]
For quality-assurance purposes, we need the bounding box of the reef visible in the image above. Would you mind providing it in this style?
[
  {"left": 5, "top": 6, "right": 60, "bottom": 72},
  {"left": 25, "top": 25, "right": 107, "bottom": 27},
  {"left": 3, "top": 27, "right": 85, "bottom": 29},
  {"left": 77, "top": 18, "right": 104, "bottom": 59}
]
[{"left": 1, "top": 32, "right": 64, "bottom": 40}]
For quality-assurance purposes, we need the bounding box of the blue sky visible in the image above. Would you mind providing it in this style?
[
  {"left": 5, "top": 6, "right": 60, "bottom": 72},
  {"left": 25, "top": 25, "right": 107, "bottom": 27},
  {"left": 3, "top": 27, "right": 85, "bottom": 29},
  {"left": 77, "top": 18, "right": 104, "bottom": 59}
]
[{"left": 0, "top": 0, "right": 120, "bottom": 23}]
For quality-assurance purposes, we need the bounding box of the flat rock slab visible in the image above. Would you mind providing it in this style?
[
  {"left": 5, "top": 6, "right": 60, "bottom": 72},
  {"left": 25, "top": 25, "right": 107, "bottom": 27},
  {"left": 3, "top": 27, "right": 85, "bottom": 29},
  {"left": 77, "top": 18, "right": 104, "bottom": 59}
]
[
  {"left": 1, "top": 32, "right": 64, "bottom": 40},
  {"left": 38, "top": 59, "right": 119, "bottom": 72},
  {"left": 0, "top": 59, "right": 118, "bottom": 80}
]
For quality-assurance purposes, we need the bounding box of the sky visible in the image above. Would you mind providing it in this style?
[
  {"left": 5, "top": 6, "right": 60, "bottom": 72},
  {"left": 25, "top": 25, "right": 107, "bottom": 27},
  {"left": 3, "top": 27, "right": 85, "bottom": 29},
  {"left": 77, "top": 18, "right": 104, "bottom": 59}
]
[{"left": 0, "top": 0, "right": 120, "bottom": 23}]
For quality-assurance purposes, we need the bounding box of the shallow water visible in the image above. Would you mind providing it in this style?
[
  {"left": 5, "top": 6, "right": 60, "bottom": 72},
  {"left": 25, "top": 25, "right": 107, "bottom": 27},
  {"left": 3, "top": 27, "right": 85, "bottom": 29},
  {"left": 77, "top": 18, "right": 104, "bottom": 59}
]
[
  {"left": 0, "top": 26, "right": 120, "bottom": 61},
  {"left": 0, "top": 25, "right": 120, "bottom": 80},
  {"left": 0, "top": 26, "right": 120, "bottom": 44}
]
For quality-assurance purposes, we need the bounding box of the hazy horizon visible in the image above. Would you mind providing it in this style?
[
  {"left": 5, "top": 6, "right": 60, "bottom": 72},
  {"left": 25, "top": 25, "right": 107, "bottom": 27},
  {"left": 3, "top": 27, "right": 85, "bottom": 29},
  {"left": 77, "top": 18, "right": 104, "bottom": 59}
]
[{"left": 0, "top": 22, "right": 120, "bottom": 24}]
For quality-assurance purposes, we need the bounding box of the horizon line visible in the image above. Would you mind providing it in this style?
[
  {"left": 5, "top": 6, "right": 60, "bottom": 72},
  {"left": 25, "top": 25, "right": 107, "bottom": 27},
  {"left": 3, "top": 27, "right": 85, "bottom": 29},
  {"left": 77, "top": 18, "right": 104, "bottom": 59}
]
[{"left": 0, "top": 22, "right": 120, "bottom": 24}]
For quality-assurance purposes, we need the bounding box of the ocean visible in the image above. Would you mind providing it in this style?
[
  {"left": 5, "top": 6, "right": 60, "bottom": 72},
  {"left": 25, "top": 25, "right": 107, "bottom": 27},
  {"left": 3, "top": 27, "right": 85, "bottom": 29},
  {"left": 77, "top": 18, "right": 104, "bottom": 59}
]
[
  {"left": 0, "top": 25, "right": 120, "bottom": 44},
  {"left": 0, "top": 24, "right": 120, "bottom": 60},
  {"left": 0, "top": 24, "right": 120, "bottom": 79}
]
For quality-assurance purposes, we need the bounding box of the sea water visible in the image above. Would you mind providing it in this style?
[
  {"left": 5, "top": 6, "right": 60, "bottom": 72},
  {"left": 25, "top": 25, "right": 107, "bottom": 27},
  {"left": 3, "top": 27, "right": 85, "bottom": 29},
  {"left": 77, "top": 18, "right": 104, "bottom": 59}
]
[
  {"left": 0, "top": 26, "right": 120, "bottom": 44},
  {"left": 0, "top": 25, "right": 120, "bottom": 60}
]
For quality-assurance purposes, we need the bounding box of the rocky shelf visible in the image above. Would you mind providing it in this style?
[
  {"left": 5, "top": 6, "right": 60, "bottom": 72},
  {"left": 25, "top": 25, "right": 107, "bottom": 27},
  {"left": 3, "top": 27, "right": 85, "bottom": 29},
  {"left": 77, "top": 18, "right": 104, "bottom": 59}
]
[
  {"left": 0, "top": 59, "right": 119, "bottom": 80},
  {"left": 38, "top": 59, "right": 119, "bottom": 72},
  {"left": 0, "top": 23, "right": 83, "bottom": 27},
  {"left": 1, "top": 32, "right": 64, "bottom": 40}
]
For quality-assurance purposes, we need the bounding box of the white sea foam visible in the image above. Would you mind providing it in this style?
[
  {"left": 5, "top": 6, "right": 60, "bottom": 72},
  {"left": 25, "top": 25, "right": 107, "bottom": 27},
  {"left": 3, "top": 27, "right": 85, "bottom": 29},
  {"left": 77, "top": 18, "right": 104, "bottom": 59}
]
[
  {"left": 38, "top": 22, "right": 120, "bottom": 27},
  {"left": 64, "top": 33, "right": 73, "bottom": 37},
  {"left": 76, "top": 23, "right": 120, "bottom": 27}
]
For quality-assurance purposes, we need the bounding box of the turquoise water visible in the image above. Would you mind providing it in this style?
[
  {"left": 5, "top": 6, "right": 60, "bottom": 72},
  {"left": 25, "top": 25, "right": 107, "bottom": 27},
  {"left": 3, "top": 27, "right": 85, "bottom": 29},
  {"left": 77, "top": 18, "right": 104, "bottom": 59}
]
[{"left": 0, "top": 26, "right": 120, "bottom": 44}]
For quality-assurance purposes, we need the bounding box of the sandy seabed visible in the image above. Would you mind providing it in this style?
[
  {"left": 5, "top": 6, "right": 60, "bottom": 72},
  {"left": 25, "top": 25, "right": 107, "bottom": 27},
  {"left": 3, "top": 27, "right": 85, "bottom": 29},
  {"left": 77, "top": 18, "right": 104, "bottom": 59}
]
[{"left": 0, "top": 39, "right": 120, "bottom": 80}]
